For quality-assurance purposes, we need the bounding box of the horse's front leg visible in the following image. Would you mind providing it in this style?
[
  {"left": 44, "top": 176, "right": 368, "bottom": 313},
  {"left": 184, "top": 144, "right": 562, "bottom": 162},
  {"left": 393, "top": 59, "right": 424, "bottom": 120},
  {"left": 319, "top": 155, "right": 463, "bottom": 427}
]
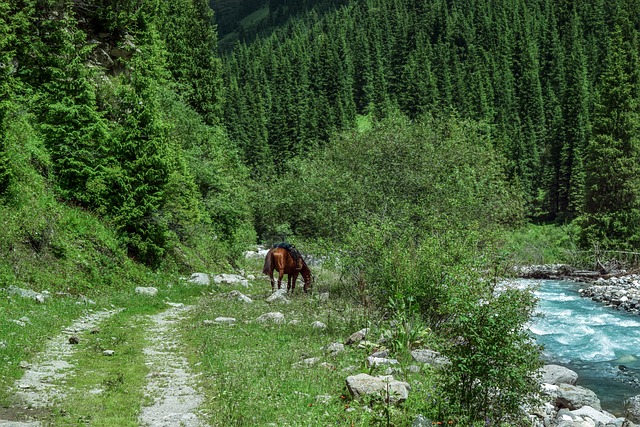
[
  {"left": 290, "top": 272, "right": 299, "bottom": 294},
  {"left": 270, "top": 272, "right": 275, "bottom": 292}
]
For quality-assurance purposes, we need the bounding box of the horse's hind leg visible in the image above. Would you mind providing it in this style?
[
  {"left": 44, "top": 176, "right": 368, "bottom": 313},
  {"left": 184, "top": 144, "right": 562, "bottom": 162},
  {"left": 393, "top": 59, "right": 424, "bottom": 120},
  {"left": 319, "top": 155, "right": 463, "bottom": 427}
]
[
  {"left": 277, "top": 269, "right": 283, "bottom": 290},
  {"left": 269, "top": 272, "right": 275, "bottom": 292}
]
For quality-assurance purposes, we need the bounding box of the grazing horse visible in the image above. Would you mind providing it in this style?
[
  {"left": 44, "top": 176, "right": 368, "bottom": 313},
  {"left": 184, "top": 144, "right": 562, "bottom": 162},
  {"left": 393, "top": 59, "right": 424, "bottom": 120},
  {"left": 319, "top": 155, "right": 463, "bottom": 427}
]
[{"left": 262, "top": 245, "right": 312, "bottom": 293}]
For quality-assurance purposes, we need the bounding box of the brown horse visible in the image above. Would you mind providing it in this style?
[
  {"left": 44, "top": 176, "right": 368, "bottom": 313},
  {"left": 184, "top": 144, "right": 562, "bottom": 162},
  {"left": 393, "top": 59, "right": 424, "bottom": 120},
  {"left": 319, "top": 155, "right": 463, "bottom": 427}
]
[{"left": 262, "top": 246, "right": 312, "bottom": 293}]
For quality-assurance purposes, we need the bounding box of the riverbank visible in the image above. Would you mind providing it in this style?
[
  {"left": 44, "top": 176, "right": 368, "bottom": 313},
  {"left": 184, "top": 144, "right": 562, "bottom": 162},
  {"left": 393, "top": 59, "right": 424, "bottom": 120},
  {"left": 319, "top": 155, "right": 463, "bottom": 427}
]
[{"left": 517, "top": 264, "right": 640, "bottom": 315}]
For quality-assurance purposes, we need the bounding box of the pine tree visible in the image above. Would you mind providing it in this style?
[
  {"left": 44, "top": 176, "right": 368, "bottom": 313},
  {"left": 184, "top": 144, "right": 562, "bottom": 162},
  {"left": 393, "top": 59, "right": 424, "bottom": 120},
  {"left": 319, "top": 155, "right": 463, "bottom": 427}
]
[
  {"left": 558, "top": 9, "right": 589, "bottom": 220},
  {"left": 581, "top": 10, "right": 640, "bottom": 248}
]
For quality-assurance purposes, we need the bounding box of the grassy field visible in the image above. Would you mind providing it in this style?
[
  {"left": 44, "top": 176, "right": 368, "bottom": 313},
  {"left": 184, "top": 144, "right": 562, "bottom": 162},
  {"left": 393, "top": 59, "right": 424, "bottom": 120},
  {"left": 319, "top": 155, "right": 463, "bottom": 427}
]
[{"left": 1, "top": 256, "right": 438, "bottom": 426}]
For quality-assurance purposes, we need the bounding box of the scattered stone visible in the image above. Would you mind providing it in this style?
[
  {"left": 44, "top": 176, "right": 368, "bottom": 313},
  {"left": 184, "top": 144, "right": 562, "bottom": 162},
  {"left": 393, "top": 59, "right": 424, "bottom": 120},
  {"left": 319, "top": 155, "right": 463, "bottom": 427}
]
[
  {"left": 571, "top": 406, "right": 618, "bottom": 425},
  {"left": 345, "top": 328, "right": 369, "bottom": 345},
  {"left": 19, "top": 361, "right": 31, "bottom": 369},
  {"left": 256, "top": 312, "right": 285, "bottom": 324},
  {"left": 312, "top": 321, "right": 327, "bottom": 330},
  {"left": 315, "top": 394, "right": 332, "bottom": 404},
  {"left": 166, "top": 302, "right": 184, "bottom": 308},
  {"left": 408, "top": 365, "right": 421, "bottom": 373},
  {"left": 0, "top": 340, "right": 6, "bottom": 349},
  {"left": 324, "top": 342, "right": 345, "bottom": 356},
  {"left": 213, "top": 274, "right": 249, "bottom": 288},
  {"left": 6, "top": 285, "right": 50, "bottom": 303},
  {"left": 266, "top": 289, "right": 290, "bottom": 304},
  {"left": 214, "top": 317, "right": 236, "bottom": 325},
  {"left": 135, "top": 286, "right": 158, "bottom": 296},
  {"left": 367, "top": 356, "right": 399, "bottom": 367},
  {"left": 228, "top": 290, "right": 253, "bottom": 303},
  {"left": 103, "top": 350, "right": 115, "bottom": 356},
  {"left": 345, "top": 373, "right": 411, "bottom": 404},
  {"left": 371, "top": 349, "right": 389, "bottom": 358},
  {"left": 68, "top": 336, "right": 80, "bottom": 345},
  {"left": 187, "top": 273, "right": 210, "bottom": 286},
  {"left": 288, "top": 319, "right": 300, "bottom": 325},
  {"left": 302, "top": 357, "right": 321, "bottom": 366},
  {"left": 11, "top": 320, "right": 25, "bottom": 327},
  {"left": 411, "top": 349, "right": 451, "bottom": 367},
  {"left": 90, "top": 327, "right": 100, "bottom": 334},
  {"left": 412, "top": 414, "right": 431, "bottom": 427},
  {"left": 316, "top": 292, "right": 330, "bottom": 302},
  {"left": 202, "top": 320, "right": 216, "bottom": 326},
  {"left": 541, "top": 364, "right": 579, "bottom": 386},
  {"left": 244, "top": 247, "right": 269, "bottom": 259}
]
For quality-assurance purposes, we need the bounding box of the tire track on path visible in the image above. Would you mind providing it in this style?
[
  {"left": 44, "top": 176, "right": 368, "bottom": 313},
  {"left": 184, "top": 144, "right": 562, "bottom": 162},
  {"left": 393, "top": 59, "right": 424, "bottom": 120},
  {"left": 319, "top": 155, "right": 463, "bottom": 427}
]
[
  {"left": 1, "top": 309, "right": 121, "bottom": 426},
  {"left": 139, "top": 303, "right": 208, "bottom": 427}
]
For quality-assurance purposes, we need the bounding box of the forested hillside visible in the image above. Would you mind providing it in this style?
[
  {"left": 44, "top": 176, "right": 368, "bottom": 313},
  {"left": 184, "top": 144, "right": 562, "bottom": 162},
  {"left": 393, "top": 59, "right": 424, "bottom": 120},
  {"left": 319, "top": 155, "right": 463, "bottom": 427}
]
[
  {"left": 1, "top": 0, "right": 253, "bottom": 278},
  {"left": 224, "top": 0, "right": 640, "bottom": 249}
]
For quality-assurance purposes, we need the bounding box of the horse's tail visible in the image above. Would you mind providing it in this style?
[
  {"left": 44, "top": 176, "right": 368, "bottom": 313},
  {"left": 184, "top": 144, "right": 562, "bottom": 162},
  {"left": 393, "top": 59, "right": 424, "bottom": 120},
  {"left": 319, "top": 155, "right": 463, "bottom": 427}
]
[{"left": 262, "top": 249, "right": 273, "bottom": 276}]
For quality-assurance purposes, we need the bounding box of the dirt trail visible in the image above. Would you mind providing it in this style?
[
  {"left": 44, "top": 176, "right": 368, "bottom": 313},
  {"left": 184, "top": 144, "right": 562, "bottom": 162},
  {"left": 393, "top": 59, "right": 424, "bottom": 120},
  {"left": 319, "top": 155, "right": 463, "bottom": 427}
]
[
  {"left": 1, "top": 309, "right": 120, "bottom": 426},
  {"left": 138, "top": 303, "right": 207, "bottom": 427},
  {"left": 1, "top": 304, "right": 208, "bottom": 427}
]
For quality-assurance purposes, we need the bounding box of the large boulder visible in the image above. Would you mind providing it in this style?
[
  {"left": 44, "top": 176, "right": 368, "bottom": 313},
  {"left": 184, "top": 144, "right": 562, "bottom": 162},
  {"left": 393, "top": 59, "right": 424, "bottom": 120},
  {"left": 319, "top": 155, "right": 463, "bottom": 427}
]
[
  {"left": 541, "top": 364, "right": 578, "bottom": 385},
  {"left": 345, "top": 373, "right": 410, "bottom": 404},
  {"left": 555, "top": 384, "right": 601, "bottom": 411},
  {"left": 624, "top": 395, "right": 640, "bottom": 423}
]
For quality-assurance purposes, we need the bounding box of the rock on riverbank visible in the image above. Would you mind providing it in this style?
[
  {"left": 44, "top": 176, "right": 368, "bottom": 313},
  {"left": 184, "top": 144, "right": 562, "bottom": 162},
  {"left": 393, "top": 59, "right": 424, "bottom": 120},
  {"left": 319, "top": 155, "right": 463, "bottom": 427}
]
[
  {"left": 578, "top": 274, "right": 640, "bottom": 315},
  {"left": 534, "top": 365, "right": 639, "bottom": 427}
]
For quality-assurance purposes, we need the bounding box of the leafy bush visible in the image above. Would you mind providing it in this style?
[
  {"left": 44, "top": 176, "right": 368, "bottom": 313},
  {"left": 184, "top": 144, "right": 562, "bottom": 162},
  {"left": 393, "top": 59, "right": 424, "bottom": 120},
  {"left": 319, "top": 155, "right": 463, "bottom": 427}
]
[
  {"left": 339, "top": 221, "right": 541, "bottom": 425},
  {"left": 254, "top": 113, "right": 524, "bottom": 242}
]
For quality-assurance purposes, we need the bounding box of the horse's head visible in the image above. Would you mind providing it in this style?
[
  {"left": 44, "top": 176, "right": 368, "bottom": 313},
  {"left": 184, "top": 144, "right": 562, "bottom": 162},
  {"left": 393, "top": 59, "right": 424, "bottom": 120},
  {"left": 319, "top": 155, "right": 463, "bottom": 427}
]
[{"left": 301, "top": 262, "right": 313, "bottom": 293}]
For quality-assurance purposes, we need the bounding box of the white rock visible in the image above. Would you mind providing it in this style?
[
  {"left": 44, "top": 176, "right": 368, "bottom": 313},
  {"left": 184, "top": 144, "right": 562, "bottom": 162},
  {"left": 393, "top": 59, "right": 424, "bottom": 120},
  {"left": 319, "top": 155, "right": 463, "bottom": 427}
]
[
  {"left": 266, "top": 289, "right": 290, "bottom": 304},
  {"left": 256, "top": 312, "right": 285, "bottom": 324},
  {"left": 228, "top": 290, "right": 253, "bottom": 303},
  {"left": 188, "top": 273, "right": 210, "bottom": 285},
  {"left": 214, "top": 317, "right": 236, "bottom": 324},
  {"left": 367, "top": 356, "right": 399, "bottom": 367},
  {"left": 135, "top": 286, "right": 158, "bottom": 296},
  {"left": 312, "top": 321, "right": 327, "bottom": 330},
  {"left": 213, "top": 274, "right": 249, "bottom": 287}
]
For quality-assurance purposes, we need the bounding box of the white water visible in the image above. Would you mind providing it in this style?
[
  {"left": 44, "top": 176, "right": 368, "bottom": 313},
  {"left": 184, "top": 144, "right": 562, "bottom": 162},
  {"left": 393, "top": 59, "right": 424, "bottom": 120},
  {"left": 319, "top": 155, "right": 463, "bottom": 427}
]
[{"left": 528, "top": 279, "right": 640, "bottom": 414}]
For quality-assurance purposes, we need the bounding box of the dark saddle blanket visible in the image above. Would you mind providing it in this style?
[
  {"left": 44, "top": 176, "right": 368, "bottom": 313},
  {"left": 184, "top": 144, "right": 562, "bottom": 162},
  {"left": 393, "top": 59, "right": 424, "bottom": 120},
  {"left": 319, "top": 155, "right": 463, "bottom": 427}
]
[{"left": 273, "top": 242, "right": 304, "bottom": 270}]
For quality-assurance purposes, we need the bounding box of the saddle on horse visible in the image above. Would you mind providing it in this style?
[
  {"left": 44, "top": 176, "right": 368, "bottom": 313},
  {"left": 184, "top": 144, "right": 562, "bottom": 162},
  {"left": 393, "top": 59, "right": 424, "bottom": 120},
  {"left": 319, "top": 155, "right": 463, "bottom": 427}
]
[{"left": 273, "top": 242, "right": 304, "bottom": 270}]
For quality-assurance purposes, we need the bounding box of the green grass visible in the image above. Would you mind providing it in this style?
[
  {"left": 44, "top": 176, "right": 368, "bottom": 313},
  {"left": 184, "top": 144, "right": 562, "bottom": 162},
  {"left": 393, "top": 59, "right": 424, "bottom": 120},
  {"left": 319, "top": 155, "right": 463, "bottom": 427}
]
[
  {"left": 498, "top": 223, "right": 581, "bottom": 266},
  {"left": 181, "top": 259, "right": 436, "bottom": 426}
]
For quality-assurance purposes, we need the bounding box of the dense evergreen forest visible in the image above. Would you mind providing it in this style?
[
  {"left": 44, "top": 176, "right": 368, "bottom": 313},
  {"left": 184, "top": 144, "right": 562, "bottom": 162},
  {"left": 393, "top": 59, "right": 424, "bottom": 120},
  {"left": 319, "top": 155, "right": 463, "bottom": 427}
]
[{"left": 223, "top": 0, "right": 640, "bottom": 249}]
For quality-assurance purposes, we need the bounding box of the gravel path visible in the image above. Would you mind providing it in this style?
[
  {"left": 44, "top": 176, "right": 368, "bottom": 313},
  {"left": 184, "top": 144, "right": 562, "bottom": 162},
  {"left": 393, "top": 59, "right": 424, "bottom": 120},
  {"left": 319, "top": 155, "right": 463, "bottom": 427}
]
[
  {"left": 1, "top": 309, "right": 120, "bottom": 426},
  {"left": 139, "top": 303, "right": 208, "bottom": 427},
  {"left": 13, "top": 309, "right": 120, "bottom": 409},
  {"left": 2, "top": 303, "right": 208, "bottom": 426}
]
